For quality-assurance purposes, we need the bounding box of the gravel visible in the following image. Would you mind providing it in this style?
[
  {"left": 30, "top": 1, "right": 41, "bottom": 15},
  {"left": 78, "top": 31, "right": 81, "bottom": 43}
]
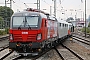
[{"left": 63, "top": 38, "right": 90, "bottom": 60}]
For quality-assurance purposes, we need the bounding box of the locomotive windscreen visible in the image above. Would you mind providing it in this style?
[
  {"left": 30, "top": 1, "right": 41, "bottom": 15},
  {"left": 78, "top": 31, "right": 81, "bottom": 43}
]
[{"left": 12, "top": 16, "right": 39, "bottom": 28}]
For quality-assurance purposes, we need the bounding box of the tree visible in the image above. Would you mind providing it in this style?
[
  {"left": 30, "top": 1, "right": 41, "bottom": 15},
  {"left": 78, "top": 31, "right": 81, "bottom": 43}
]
[
  {"left": 0, "top": 16, "right": 4, "bottom": 29},
  {"left": 0, "top": 6, "right": 14, "bottom": 21},
  {"left": 0, "top": 6, "right": 14, "bottom": 28},
  {"left": 88, "top": 22, "right": 90, "bottom": 27},
  {"left": 0, "top": 16, "right": 3, "bottom": 20}
]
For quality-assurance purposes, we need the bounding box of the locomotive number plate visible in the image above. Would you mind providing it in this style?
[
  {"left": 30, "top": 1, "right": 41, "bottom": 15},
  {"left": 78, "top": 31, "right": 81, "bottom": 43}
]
[{"left": 22, "top": 32, "right": 28, "bottom": 34}]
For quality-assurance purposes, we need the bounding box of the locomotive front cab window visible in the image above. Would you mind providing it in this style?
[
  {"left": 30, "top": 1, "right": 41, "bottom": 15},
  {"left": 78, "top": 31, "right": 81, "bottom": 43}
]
[
  {"left": 13, "top": 17, "right": 25, "bottom": 27},
  {"left": 12, "top": 16, "right": 40, "bottom": 29},
  {"left": 26, "top": 16, "right": 38, "bottom": 27}
]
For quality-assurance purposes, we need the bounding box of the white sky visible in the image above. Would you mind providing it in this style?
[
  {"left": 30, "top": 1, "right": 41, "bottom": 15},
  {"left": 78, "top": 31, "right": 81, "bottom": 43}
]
[{"left": 0, "top": 0, "right": 90, "bottom": 20}]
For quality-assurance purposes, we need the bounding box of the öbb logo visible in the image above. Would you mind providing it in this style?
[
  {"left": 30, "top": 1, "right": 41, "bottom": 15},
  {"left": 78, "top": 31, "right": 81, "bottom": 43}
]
[{"left": 22, "top": 32, "right": 28, "bottom": 34}]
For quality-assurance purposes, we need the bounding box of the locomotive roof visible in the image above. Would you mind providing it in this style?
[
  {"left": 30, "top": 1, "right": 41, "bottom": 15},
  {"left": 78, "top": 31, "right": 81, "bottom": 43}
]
[
  {"left": 68, "top": 23, "right": 72, "bottom": 25},
  {"left": 58, "top": 19, "right": 68, "bottom": 24},
  {"left": 12, "top": 11, "right": 45, "bottom": 16}
]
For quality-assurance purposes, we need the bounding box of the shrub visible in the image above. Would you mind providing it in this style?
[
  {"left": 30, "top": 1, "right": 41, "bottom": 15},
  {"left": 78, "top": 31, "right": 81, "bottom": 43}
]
[
  {"left": 0, "top": 30, "right": 3, "bottom": 35},
  {"left": 0, "top": 28, "right": 9, "bottom": 35},
  {"left": 0, "top": 30, "right": 6, "bottom": 35},
  {"left": 5, "top": 28, "right": 9, "bottom": 34},
  {"left": 81, "top": 27, "right": 90, "bottom": 33},
  {"left": 88, "top": 22, "right": 90, "bottom": 27}
]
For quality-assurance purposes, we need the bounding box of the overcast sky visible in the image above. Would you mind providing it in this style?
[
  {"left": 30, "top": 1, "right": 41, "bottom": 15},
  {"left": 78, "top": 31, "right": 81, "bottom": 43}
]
[{"left": 0, "top": 0, "right": 90, "bottom": 19}]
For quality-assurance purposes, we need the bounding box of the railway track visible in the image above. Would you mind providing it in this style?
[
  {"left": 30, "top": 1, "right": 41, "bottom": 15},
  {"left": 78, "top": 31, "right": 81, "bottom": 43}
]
[
  {"left": 0, "top": 35, "right": 9, "bottom": 41},
  {"left": 73, "top": 32, "right": 90, "bottom": 38},
  {"left": 9, "top": 54, "right": 23, "bottom": 60},
  {"left": 0, "top": 35, "right": 86, "bottom": 60},
  {"left": 11, "top": 48, "right": 52, "bottom": 60},
  {"left": 54, "top": 43, "right": 84, "bottom": 60},
  {"left": 54, "top": 47, "right": 64, "bottom": 60},
  {"left": 73, "top": 35, "right": 90, "bottom": 42},
  {"left": 4, "top": 39, "right": 85, "bottom": 60},
  {"left": 0, "top": 50, "right": 13, "bottom": 60},
  {"left": 31, "top": 48, "right": 52, "bottom": 60},
  {"left": 0, "top": 35, "right": 53, "bottom": 60},
  {"left": 0, "top": 44, "right": 9, "bottom": 52},
  {"left": 0, "top": 35, "right": 11, "bottom": 60},
  {"left": 0, "top": 35, "right": 9, "bottom": 52},
  {"left": 73, "top": 35, "right": 90, "bottom": 45}
]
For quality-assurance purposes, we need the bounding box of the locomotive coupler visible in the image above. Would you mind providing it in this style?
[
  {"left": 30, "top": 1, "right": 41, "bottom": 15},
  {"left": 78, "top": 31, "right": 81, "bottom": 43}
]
[{"left": 23, "top": 45, "right": 27, "bottom": 52}]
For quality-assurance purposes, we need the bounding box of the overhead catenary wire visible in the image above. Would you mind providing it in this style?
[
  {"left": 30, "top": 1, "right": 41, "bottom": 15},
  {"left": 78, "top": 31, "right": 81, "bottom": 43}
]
[
  {"left": 41, "top": 0, "right": 66, "bottom": 12},
  {"left": 42, "top": 0, "right": 60, "bottom": 9},
  {"left": 24, "top": 3, "right": 29, "bottom": 8},
  {"left": 18, "top": 0, "right": 30, "bottom": 8},
  {"left": 11, "top": 0, "right": 31, "bottom": 11},
  {"left": 12, "top": 0, "right": 63, "bottom": 14},
  {"left": 41, "top": 0, "right": 63, "bottom": 16},
  {"left": 12, "top": 0, "right": 23, "bottom": 9},
  {"left": 13, "top": 3, "right": 23, "bottom": 9}
]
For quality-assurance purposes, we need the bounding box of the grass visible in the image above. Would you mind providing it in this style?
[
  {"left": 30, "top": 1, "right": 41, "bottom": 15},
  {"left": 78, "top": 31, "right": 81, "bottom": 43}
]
[
  {"left": 0, "top": 28, "right": 9, "bottom": 35},
  {"left": 81, "top": 27, "right": 90, "bottom": 34}
]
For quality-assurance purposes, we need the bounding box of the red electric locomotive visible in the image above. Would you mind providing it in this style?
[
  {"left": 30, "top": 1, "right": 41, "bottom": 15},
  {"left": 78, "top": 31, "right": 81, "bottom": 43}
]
[{"left": 9, "top": 8, "right": 58, "bottom": 55}]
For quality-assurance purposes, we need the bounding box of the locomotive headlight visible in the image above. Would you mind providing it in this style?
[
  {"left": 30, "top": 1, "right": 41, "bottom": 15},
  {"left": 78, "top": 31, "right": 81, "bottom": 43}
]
[
  {"left": 10, "top": 34, "right": 13, "bottom": 40},
  {"left": 37, "top": 34, "right": 42, "bottom": 40}
]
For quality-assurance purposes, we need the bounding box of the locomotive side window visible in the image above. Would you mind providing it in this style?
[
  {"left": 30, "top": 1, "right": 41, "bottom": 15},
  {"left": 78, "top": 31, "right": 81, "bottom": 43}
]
[
  {"left": 63, "top": 24, "right": 64, "bottom": 27},
  {"left": 61, "top": 23, "right": 62, "bottom": 27},
  {"left": 65, "top": 24, "right": 66, "bottom": 27},
  {"left": 66, "top": 24, "right": 67, "bottom": 27},
  {"left": 59, "top": 23, "right": 61, "bottom": 27},
  {"left": 67, "top": 24, "right": 68, "bottom": 27},
  {"left": 69, "top": 25, "right": 72, "bottom": 31},
  {"left": 48, "top": 16, "right": 57, "bottom": 21}
]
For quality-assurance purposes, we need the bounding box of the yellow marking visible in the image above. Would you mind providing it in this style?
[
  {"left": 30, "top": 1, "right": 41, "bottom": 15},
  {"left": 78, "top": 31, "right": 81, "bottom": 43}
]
[
  {"left": 16, "top": 44, "right": 20, "bottom": 46},
  {"left": 70, "top": 38, "right": 73, "bottom": 40},
  {"left": 9, "top": 48, "right": 12, "bottom": 51},
  {"left": 38, "top": 49, "right": 41, "bottom": 52}
]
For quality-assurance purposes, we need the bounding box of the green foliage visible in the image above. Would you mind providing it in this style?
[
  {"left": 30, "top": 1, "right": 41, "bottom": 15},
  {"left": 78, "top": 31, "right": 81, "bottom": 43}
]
[
  {"left": 5, "top": 28, "right": 9, "bottom": 34},
  {"left": 0, "top": 30, "right": 6, "bottom": 35},
  {"left": 0, "top": 16, "right": 4, "bottom": 29},
  {"left": 0, "top": 6, "right": 14, "bottom": 19},
  {"left": 0, "top": 16, "right": 3, "bottom": 20},
  {"left": 88, "top": 22, "right": 90, "bottom": 27},
  {"left": 81, "top": 27, "right": 90, "bottom": 33},
  {"left": 0, "top": 6, "right": 14, "bottom": 28},
  {"left": 0, "top": 28, "right": 9, "bottom": 35}
]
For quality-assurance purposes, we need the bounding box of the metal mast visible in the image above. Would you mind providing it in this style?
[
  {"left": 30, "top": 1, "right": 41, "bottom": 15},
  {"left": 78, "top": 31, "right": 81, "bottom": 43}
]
[
  {"left": 5, "top": 0, "right": 7, "bottom": 6},
  {"left": 50, "top": 6, "right": 52, "bottom": 15},
  {"left": 5, "top": 0, "right": 7, "bottom": 28},
  {"left": 85, "top": 0, "right": 86, "bottom": 38},
  {"left": 37, "top": 0, "right": 40, "bottom": 10},
  {"left": 10, "top": 0, "right": 12, "bottom": 9},
  {"left": 54, "top": 0, "right": 56, "bottom": 17}
]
